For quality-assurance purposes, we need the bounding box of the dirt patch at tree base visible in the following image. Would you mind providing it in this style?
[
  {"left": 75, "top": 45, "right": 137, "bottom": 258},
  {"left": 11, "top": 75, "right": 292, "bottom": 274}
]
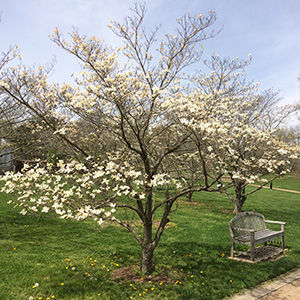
[
  {"left": 112, "top": 265, "right": 181, "bottom": 284},
  {"left": 222, "top": 209, "right": 239, "bottom": 214}
]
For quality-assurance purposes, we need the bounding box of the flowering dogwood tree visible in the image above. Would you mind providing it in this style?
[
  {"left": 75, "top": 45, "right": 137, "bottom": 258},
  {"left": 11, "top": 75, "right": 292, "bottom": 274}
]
[
  {"left": 210, "top": 125, "right": 298, "bottom": 212},
  {"left": 0, "top": 5, "right": 225, "bottom": 273},
  {"left": 191, "top": 54, "right": 299, "bottom": 212}
]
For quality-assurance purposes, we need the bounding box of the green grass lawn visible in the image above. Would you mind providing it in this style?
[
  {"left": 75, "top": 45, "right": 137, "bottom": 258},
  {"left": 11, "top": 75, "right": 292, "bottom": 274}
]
[{"left": 0, "top": 175, "right": 299, "bottom": 300}]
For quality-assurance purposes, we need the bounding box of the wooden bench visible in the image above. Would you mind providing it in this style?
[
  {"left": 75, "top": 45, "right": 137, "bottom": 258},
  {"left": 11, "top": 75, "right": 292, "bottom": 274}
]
[{"left": 229, "top": 211, "right": 285, "bottom": 261}]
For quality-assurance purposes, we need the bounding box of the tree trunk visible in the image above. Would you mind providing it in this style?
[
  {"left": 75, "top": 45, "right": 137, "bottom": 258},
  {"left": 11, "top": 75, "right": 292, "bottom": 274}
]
[
  {"left": 233, "top": 180, "right": 246, "bottom": 213},
  {"left": 141, "top": 240, "right": 154, "bottom": 273},
  {"left": 233, "top": 194, "right": 247, "bottom": 213},
  {"left": 165, "top": 183, "right": 170, "bottom": 200},
  {"left": 141, "top": 185, "right": 154, "bottom": 273},
  {"left": 233, "top": 200, "right": 243, "bottom": 213},
  {"left": 186, "top": 191, "right": 193, "bottom": 202}
]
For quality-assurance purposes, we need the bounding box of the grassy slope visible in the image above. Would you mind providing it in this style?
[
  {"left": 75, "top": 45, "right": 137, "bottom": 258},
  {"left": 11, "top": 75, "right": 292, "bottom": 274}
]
[
  {"left": 0, "top": 175, "right": 299, "bottom": 300},
  {"left": 270, "top": 174, "right": 300, "bottom": 191}
]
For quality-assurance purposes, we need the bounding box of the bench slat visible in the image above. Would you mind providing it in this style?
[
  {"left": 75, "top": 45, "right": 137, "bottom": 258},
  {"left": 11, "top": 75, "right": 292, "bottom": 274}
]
[{"left": 236, "top": 229, "right": 283, "bottom": 243}]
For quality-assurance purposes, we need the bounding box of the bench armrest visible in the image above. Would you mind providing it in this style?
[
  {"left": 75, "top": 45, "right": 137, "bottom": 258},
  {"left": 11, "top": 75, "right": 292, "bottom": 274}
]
[
  {"left": 265, "top": 220, "right": 285, "bottom": 232},
  {"left": 265, "top": 220, "right": 286, "bottom": 225}
]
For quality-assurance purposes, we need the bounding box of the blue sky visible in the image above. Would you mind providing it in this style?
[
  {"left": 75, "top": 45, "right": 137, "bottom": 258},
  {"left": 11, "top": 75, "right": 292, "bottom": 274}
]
[{"left": 1, "top": 0, "right": 300, "bottom": 108}]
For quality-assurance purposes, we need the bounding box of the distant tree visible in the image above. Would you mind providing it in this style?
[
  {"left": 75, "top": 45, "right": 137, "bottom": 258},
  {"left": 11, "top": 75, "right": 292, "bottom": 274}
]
[
  {"left": 0, "top": 44, "right": 22, "bottom": 161},
  {"left": 276, "top": 126, "right": 300, "bottom": 146},
  {"left": 275, "top": 126, "right": 300, "bottom": 174},
  {"left": 252, "top": 88, "right": 297, "bottom": 130}
]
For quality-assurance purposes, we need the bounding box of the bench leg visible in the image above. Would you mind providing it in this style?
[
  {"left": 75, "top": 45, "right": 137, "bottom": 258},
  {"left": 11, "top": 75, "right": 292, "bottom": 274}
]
[
  {"left": 231, "top": 242, "right": 235, "bottom": 257},
  {"left": 281, "top": 235, "right": 285, "bottom": 250},
  {"left": 250, "top": 232, "right": 255, "bottom": 261},
  {"left": 250, "top": 244, "right": 255, "bottom": 261}
]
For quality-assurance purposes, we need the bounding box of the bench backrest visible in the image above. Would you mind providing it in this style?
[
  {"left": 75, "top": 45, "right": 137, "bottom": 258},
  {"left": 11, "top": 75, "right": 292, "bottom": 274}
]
[{"left": 229, "top": 211, "right": 266, "bottom": 238}]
